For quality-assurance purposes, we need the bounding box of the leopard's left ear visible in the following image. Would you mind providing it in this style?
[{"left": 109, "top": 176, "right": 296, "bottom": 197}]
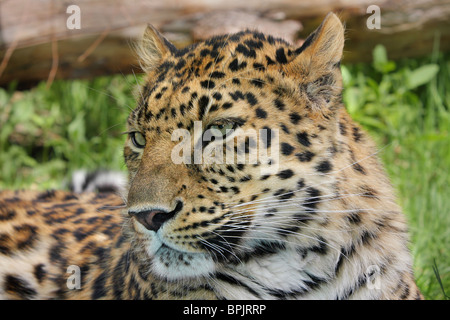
[
  {"left": 135, "top": 24, "right": 177, "bottom": 73},
  {"left": 286, "top": 13, "right": 345, "bottom": 114}
]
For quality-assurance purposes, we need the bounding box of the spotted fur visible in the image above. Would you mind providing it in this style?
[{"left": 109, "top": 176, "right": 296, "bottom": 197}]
[{"left": 0, "top": 13, "right": 422, "bottom": 300}]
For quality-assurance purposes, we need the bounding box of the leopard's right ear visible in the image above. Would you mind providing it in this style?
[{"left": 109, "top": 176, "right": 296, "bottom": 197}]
[
  {"left": 291, "top": 13, "right": 344, "bottom": 72},
  {"left": 284, "top": 13, "right": 345, "bottom": 115},
  {"left": 135, "top": 24, "right": 176, "bottom": 73}
]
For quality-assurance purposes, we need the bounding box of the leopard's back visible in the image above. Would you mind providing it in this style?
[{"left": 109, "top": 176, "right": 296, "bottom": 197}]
[{"left": 0, "top": 190, "right": 124, "bottom": 299}]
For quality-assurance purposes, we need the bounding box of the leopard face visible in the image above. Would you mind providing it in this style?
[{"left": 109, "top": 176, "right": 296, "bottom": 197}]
[{"left": 123, "top": 14, "right": 347, "bottom": 281}]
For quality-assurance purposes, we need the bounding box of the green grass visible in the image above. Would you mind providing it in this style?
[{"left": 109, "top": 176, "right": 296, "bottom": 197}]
[
  {"left": 0, "top": 47, "right": 448, "bottom": 300},
  {"left": 342, "top": 47, "right": 450, "bottom": 300},
  {"left": 0, "top": 75, "right": 134, "bottom": 189}
]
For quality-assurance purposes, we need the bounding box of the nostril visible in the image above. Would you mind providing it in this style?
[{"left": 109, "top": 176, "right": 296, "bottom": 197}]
[
  {"left": 128, "top": 201, "right": 184, "bottom": 232},
  {"left": 151, "top": 211, "right": 170, "bottom": 227},
  {"left": 139, "top": 210, "right": 171, "bottom": 232},
  {"left": 172, "top": 200, "right": 183, "bottom": 214}
]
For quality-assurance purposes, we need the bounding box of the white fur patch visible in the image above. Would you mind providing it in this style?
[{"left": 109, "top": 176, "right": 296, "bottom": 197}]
[
  {"left": 69, "top": 170, "right": 126, "bottom": 193},
  {"left": 150, "top": 245, "right": 215, "bottom": 280},
  {"left": 141, "top": 228, "right": 216, "bottom": 281}
]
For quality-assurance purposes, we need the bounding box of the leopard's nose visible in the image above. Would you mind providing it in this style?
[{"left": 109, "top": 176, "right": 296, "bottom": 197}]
[
  {"left": 130, "top": 209, "right": 170, "bottom": 231},
  {"left": 128, "top": 201, "right": 183, "bottom": 232}
]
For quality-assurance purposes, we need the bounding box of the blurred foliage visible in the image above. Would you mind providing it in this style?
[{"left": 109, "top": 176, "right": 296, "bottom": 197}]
[
  {"left": 342, "top": 45, "right": 447, "bottom": 140},
  {"left": 0, "top": 75, "right": 136, "bottom": 189}
]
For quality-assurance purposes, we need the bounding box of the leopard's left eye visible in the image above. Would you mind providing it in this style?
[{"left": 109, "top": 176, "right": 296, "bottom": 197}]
[
  {"left": 130, "top": 132, "right": 146, "bottom": 148},
  {"left": 209, "top": 123, "right": 235, "bottom": 137}
]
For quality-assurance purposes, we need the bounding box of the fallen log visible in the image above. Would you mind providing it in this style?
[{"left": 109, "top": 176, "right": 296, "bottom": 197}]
[{"left": 0, "top": 0, "right": 449, "bottom": 87}]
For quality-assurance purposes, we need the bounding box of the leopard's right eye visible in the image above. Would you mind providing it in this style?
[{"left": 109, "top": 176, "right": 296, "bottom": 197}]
[
  {"left": 209, "top": 123, "right": 235, "bottom": 138},
  {"left": 130, "top": 132, "right": 146, "bottom": 149}
]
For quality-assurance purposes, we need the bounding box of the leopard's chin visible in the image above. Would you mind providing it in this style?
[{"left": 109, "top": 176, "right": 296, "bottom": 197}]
[{"left": 147, "top": 238, "right": 216, "bottom": 281}]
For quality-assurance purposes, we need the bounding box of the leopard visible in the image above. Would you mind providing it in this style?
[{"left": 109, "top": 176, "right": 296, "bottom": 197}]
[{"left": 0, "top": 13, "right": 423, "bottom": 300}]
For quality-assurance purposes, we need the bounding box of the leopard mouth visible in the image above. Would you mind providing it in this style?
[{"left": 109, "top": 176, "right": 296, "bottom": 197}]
[
  {"left": 157, "top": 242, "right": 194, "bottom": 257},
  {"left": 147, "top": 234, "right": 216, "bottom": 280}
]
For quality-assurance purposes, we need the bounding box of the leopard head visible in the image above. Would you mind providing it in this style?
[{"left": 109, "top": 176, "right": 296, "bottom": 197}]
[{"left": 124, "top": 13, "right": 346, "bottom": 280}]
